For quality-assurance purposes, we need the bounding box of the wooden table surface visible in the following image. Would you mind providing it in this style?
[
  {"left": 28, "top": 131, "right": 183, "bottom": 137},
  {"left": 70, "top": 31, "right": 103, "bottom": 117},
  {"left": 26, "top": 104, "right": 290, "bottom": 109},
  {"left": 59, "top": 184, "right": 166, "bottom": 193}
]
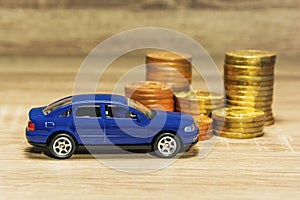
[{"left": 0, "top": 56, "right": 299, "bottom": 199}]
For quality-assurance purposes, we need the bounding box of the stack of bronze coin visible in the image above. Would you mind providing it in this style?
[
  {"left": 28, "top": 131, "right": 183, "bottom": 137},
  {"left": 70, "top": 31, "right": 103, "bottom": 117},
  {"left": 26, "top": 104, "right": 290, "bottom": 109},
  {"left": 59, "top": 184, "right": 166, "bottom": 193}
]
[
  {"left": 146, "top": 51, "right": 192, "bottom": 92},
  {"left": 194, "top": 116, "right": 213, "bottom": 140},
  {"left": 212, "top": 107, "right": 265, "bottom": 139},
  {"left": 224, "top": 49, "right": 276, "bottom": 126},
  {"left": 175, "top": 90, "right": 225, "bottom": 118},
  {"left": 124, "top": 81, "right": 174, "bottom": 112}
]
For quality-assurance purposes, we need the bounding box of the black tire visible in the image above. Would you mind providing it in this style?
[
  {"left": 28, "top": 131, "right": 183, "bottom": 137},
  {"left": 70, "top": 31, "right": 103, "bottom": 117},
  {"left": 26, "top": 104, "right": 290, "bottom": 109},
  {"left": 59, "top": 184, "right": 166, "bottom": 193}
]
[
  {"left": 152, "top": 132, "right": 181, "bottom": 158},
  {"left": 47, "top": 133, "right": 76, "bottom": 159}
]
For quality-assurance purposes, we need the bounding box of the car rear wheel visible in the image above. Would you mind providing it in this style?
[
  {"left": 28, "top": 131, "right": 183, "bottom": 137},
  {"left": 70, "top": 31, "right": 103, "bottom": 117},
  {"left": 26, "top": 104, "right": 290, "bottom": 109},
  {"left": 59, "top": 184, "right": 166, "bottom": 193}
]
[
  {"left": 152, "top": 133, "right": 181, "bottom": 158},
  {"left": 47, "top": 133, "right": 75, "bottom": 159}
]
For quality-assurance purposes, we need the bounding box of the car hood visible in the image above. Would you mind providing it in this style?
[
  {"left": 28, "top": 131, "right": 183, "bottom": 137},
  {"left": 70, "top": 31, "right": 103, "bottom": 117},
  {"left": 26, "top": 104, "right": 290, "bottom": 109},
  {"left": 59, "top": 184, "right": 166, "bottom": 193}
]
[{"left": 152, "top": 110, "right": 194, "bottom": 129}]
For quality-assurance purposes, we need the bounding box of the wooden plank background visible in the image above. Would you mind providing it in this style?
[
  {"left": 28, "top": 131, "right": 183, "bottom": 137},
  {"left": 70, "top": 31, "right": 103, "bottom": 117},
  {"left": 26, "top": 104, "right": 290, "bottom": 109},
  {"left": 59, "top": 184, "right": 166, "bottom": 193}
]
[
  {"left": 0, "top": 2, "right": 299, "bottom": 199},
  {"left": 0, "top": 55, "right": 299, "bottom": 199}
]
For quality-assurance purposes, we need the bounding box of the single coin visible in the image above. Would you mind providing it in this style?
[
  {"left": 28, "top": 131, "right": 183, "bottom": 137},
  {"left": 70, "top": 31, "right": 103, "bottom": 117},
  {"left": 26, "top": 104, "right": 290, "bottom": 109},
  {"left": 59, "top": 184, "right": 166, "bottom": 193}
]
[
  {"left": 213, "top": 120, "right": 265, "bottom": 128},
  {"left": 129, "top": 92, "right": 173, "bottom": 100},
  {"left": 250, "top": 106, "right": 272, "bottom": 112},
  {"left": 147, "top": 63, "right": 192, "bottom": 71},
  {"left": 225, "top": 74, "right": 274, "bottom": 82},
  {"left": 225, "top": 59, "right": 275, "bottom": 67},
  {"left": 212, "top": 107, "right": 265, "bottom": 123},
  {"left": 198, "top": 133, "right": 212, "bottom": 141},
  {"left": 226, "top": 95, "right": 273, "bottom": 102},
  {"left": 224, "top": 64, "right": 274, "bottom": 72},
  {"left": 225, "top": 84, "right": 273, "bottom": 91},
  {"left": 226, "top": 89, "right": 273, "bottom": 97},
  {"left": 225, "top": 79, "right": 274, "bottom": 86},
  {"left": 226, "top": 99, "right": 272, "bottom": 107},
  {"left": 146, "top": 51, "right": 192, "bottom": 63},
  {"left": 264, "top": 119, "right": 275, "bottom": 126},
  {"left": 194, "top": 116, "right": 213, "bottom": 124},
  {"left": 225, "top": 49, "right": 276, "bottom": 60},
  {"left": 224, "top": 69, "right": 274, "bottom": 77},
  {"left": 213, "top": 125, "right": 264, "bottom": 134},
  {"left": 146, "top": 73, "right": 191, "bottom": 82},
  {"left": 213, "top": 129, "right": 264, "bottom": 139}
]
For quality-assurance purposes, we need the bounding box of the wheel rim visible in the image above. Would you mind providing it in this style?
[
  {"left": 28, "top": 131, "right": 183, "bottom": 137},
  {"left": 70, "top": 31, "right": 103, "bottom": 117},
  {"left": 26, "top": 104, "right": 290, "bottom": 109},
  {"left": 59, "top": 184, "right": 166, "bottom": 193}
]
[
  {"left": 157, "top": 136, "right": 177, "bottom": 156},
  {"left": 52, "top": 137, "right": 73, "bottom": 157}
]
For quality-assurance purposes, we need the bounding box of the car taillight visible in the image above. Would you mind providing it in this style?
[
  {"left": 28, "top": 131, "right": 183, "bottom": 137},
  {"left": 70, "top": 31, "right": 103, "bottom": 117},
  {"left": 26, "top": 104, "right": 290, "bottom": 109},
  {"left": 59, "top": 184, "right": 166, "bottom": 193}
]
[{"left": 28, "top": 121, "right": 35, "bottom": 131}]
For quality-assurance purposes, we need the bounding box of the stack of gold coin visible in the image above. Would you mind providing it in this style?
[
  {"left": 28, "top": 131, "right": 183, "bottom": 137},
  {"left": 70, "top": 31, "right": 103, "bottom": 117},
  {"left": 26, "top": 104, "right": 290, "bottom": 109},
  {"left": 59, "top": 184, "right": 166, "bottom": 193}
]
[
  {"left": 175, "top": 90, "right": 225, "bottom": 118},
  {"left": 224, "top": 50, "right": 276, "bottom": 126},
  {"left": 146, "top": 51, "right": 192, "bottom": 92},
  {"left": 194, "top": 116, "right": 213, "bottom": 140},
  {"left": 124, "top": 81, "right": 174, "bottom": 112},
  {"left": 212, "top": 107, "right": 265, "bottom": 139}
]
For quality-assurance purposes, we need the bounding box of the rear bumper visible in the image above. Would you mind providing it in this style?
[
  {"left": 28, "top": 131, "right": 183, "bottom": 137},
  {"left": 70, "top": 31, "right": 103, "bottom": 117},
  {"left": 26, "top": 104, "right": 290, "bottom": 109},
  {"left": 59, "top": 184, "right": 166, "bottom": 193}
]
[
  {"left": 28, "top": 141, "right": 46, "bottom": 148},
  {"left": 26, "top": 129, "right": 50, "bottom": 145}
]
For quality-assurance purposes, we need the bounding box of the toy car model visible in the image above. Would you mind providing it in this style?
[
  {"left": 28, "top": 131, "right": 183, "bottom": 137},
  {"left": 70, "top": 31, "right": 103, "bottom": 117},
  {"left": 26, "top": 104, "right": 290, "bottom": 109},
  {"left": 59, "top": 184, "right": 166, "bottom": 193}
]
[{"left": 26, "top": 94, "right": 198, "bottom": 159}]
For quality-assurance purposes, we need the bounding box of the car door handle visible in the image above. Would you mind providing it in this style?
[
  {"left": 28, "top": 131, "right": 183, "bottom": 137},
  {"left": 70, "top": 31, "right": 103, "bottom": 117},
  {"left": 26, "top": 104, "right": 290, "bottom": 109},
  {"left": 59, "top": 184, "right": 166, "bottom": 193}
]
[{"left": 109, "top": 123, "right": 117, "bottom": 127}]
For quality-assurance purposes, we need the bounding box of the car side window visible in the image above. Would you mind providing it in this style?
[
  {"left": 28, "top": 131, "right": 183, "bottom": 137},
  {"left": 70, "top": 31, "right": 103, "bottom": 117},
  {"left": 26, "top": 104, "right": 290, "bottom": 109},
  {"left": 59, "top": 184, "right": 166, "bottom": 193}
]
[
  {"left": 59, "top": 108, "right": 72, "bottom": 117},
  {"left": 76, "top": 105, "right": 101, "bottom": 118},
  {"left": 105, "top": 105, "right": 130, "bottom": 118}
]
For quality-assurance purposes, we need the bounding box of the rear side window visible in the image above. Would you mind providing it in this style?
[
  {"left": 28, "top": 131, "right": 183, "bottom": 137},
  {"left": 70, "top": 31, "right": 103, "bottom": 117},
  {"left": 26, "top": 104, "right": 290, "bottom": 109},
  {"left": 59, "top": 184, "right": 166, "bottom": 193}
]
[
  {"left": 76, "top": 105, "right": 101, "bottom": 118},
  {"left": 59, "top": 108, "right": 72, "bottom": 117}
]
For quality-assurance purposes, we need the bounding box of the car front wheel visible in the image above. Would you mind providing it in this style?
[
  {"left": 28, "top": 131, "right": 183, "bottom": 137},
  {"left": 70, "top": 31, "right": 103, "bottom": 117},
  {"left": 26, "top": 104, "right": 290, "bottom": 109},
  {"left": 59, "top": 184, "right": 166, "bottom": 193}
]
[
  {"left": 47, "top": 133, "right": 75, "bottom": 159},
  {"left": 152, "top": 133, "right": 181, "bottom": 158}
]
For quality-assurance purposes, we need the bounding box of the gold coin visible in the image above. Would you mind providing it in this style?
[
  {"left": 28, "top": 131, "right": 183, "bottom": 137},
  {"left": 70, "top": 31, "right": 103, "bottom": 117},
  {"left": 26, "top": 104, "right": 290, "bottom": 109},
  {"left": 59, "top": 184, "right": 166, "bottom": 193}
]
[
  {"left": 224, "top": 69, "right": 274, "bottom": 77},
  {"left": 249, "top": 106, "right": 272, "bottom": 112},
  {"left": 213, "top": 120, "right": 265, "bottom": 128},
  {"left": 138, "top": 98, "right": 174, "bottom": 104},
  {"left": 213, "top": 125, "right": 263, "bottom": 133},
  {"left": 179, "top": 108, "right": 206, "bottom": 115},
  {"left": 194, "top": 116, "right": 212, "bottom": 124},
  {"left": 175, "top": 90, "right": 224, "bottom": 101},
  {"left": 213, "top": 129, "right": 264, "bottom": 139},
  {"left": 146, "top": 73, "right": 191, "bottom": 82},
  {"left": 224, "top": 64, "right": 274, "bottom": 72},
  {"left": 198, "top": 133, "right": 212, "bottom": 141},
  {"left": 125, "top": 81, "right": 173, "bottom": 94},
  {"left": 197, "top": 124, "right": 210, "bottom": 130},
  {"left": 225, "top": 50, "right": 276, "bottom": 64},
  {"left": 226, "top": 89, "right": 273, "bottom": 97},
  {"left": 226, "top": 99, "right": 272, "bottom": 107},
  {"left": 225, "top": 75, "right": 274, "bottom": 82},
  {"left": 226, "top": 95, "right": 273, "bottom": 102},
  {"left": 225, "top": 84, "right": 273, "bottom": 91},
  {"left": 225, "top": 79, "right": 274, "bottom": 86},
  {"left": 198, "top": 128, "right": 211, "bottom": 135},
  {"left": 147, "top": 62, "right": 191, "bottom": 70},
  {"left": 176, "top": 97, "right": 224, "bottom": 106},
  {"left": 146, "top": 51, "right": 192, "bottom": 63},
  {"left": 264, "top": 111, "right": 273, "bottom": 116},
  {"left": 146, "top": 70, "right": 192, "bottom": 78},
  {"left": 225, "top": 59, "right": 275, "bottom": 67},
  {"left": 189, "top": 113, "right": 210, "bottom": 118},
  {"left": 212, "top": 107, "right": 265, "bottom": 123},
  {"left": 264, "top": 119, "right": 275, "bottom": 126},
  {"left": 225, "top": 49, "right": 276, "bottom": 59}
]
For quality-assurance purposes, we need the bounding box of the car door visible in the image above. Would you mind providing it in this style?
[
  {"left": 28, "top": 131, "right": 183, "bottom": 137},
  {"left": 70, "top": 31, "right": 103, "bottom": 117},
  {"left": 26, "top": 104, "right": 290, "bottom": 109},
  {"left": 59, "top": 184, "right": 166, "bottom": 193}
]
[
  {"left": 73, "top": 104, "right": 105, "bottom": 145},
  {"left": 103, "top": 103, "right": 151, "bottom": 145}
]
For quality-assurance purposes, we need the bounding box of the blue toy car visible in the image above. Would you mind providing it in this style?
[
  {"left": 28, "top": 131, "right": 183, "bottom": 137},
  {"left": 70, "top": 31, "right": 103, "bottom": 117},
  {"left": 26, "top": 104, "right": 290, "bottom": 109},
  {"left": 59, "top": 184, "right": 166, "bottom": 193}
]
[{"left": 26, "top": 94, "right": 198, "bottom": 159}]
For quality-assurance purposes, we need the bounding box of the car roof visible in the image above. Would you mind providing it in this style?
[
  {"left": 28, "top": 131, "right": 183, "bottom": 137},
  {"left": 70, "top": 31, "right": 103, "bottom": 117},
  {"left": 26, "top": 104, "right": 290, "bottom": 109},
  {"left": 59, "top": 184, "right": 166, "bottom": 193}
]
[{"left": 71, "top": 94, "right": 128, "bottom": 105}]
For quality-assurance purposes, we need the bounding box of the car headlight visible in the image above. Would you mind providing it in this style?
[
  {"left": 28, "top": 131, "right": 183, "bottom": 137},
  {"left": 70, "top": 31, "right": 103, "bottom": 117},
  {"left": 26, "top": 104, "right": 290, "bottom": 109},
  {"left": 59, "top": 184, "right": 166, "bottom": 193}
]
[{"left": 184, "top": 123, "right": 196, "bottom": 132}]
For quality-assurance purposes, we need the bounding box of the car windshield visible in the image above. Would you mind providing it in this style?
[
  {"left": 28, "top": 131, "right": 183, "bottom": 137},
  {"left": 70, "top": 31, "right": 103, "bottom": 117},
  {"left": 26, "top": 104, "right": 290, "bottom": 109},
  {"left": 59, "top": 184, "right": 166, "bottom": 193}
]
[
  {"left": 43, "top": 97, "right": 72, "bottom": 115},
  {"left": 128, "top": 99, "right": 154, "bottom": 119}
]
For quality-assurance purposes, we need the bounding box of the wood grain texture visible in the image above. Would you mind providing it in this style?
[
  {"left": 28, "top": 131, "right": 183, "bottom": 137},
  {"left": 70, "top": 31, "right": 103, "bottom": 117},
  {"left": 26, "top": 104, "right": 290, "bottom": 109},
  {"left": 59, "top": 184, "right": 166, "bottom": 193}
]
[{"left": 0, "top": 56, "right": 299, "bottom": 199}]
